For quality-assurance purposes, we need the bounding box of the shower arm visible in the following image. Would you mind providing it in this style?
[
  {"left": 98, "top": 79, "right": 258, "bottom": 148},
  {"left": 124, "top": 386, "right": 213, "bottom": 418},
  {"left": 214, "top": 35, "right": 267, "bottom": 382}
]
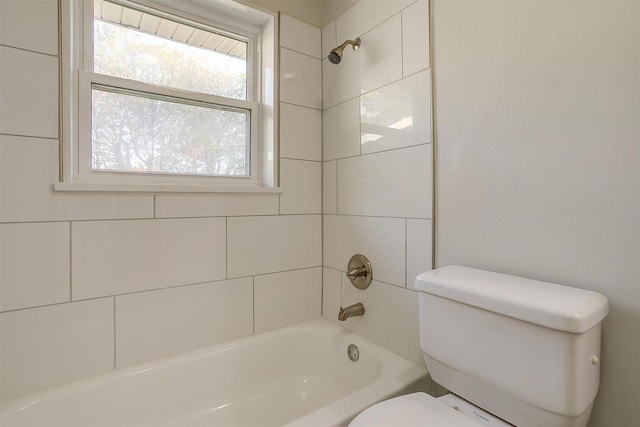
[{"left": 335, "top": 38, "right": 361, "bottom": 53}]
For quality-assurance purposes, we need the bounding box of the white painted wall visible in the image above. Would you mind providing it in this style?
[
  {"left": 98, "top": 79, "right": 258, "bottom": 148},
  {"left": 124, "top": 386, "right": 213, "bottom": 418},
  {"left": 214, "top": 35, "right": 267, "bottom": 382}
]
[
  {"left": 321, "top": 0, "right": 434, "bottom": 370},
  {"left": 433, "top": 1, "right": 639, "bottom": 425},
  {"left": 0, "top": 2, "right": 322, "bottom": 400}
]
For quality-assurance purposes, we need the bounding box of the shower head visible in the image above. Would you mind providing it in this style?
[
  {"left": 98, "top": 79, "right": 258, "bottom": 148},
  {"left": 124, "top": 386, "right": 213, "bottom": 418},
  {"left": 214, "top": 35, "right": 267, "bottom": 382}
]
[{"left": 328, "top": 38, "right": 361, "bottom": 65}]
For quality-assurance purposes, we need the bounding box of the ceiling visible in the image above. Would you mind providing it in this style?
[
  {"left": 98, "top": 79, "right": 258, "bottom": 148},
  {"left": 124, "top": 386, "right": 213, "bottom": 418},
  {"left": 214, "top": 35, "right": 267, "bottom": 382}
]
[{"left": 238, "top": 0, "right": 357, "bottom": 28}]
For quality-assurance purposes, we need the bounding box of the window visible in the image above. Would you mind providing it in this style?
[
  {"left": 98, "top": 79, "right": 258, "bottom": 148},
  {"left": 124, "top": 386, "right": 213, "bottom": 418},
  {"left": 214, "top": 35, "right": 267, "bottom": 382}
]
[{"left": 59, "top": 0, "right": 277, "bottom": 192}]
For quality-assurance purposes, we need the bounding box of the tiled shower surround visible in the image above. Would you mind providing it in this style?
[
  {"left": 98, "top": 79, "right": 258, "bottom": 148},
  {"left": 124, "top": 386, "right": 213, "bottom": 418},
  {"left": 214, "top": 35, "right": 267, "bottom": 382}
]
[
  {"left": 0, "top": 0, "right": 432, "bottom": 400},
  {"left": 320, "top": 0, "right": 432, "bottom": 366}
]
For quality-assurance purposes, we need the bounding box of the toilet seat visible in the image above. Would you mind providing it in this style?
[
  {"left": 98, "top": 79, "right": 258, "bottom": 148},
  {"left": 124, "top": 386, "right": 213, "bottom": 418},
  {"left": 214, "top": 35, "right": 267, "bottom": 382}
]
[{"left": 348, "top": 393, "right": 482, "bottom": 427}]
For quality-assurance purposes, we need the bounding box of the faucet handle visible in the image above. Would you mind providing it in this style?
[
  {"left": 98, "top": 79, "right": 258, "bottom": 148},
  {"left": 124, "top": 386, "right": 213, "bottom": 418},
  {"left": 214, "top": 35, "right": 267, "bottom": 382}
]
[
  {"left": 346, "top": 267, "right": 367, "bottom": 279},
  {"left": 346, "top": 254, "right": 373, "bottom": 289}
]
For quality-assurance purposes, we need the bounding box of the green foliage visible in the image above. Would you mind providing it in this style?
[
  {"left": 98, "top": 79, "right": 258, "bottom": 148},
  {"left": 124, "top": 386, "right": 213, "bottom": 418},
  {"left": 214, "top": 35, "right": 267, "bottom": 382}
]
[{"left": 91, "top": 20, "right": 249, "bottom": 176}]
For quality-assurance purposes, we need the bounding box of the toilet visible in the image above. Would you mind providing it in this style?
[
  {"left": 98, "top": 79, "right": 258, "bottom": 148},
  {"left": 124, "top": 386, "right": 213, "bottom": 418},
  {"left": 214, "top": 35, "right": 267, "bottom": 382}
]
[{"left": 349, "top": 266, "right": 609, "bottom": 427}]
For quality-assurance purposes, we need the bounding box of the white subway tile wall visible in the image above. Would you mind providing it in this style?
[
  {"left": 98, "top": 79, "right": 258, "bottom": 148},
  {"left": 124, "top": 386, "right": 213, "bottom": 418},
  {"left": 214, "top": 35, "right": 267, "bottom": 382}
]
[
  {"left": 0, "top": 222, "right": 70, "bottom": 311},
  {"left": 321, "top": 267, "right": 342, "bottom": 324},
  {"left": 279, "top": 159, "right": 322, "bottom": 214},
  {"left": 155, "top": 193, "right": 280, "bottom": 218},
  {"left": 322, "top": 15, "right": 403, "bottom": 109},
  {"left": 280, "top": 14, "right": 322, "bottom": 59},
  {"left": 254, "top": 267, "right": 322, "bottom": 333},
  {"left": 407, "top": 219, "right": 434, "bottom": 290},
  {"left": 321, "top": 21, "right": 336, "bottom": 61},
  {"left": 341, "top": 277, "right": 423, "bottom": 365},
  {"left": 0, "top": 298, "right": 115, "bottom": 399},
  {"left": 280, "top": 47, "right": 322, "bottom": 109},
  {"left": 337, "top": 144, "right": 432, "bottom": 218},
  {"left": 227, "top": 215, "right": 322, "bottom": 277},
  {"left": 0, "top": 11, "right": 323, "bottom": 400},
  {"left": 280, "top": 103, "right": 322, "bottom": 161},
  {"left": 0, "top": 0, "right": 58, "bottom": 55},
  {"left": 324, "top": 215, "right": 406, "bottom": 286},
  {"left": 335, "top": 0, "right": 414, "bottom": 44},
  {"left": 115, "top": 278, "right": 254, "bottom": 368},
  {"left": 322, "top": 161, "right": 338, "bottom": 214},
  {"left": 71, "top": 218, "right": 228, "bottom": 299},
  {"left": 0, "top": 47, "right": 58, "bottom": 138},
  {"left": 402, "top": 0, "right": 430, "bottom": 76},
  {"left": 360, "top": 70, "right": 432, "bottom": 154},
  {"left": 321, "top": 0, "right": 433, "bottom": 365},
  {"left": 0, "top": 136, "right": 154, "bottom": 222},
  {"left": 322, "top": 97, "right": 361, "bottom": 160},
  {"left": 0, "top": 1, "right": 434, "bottom": 399}
]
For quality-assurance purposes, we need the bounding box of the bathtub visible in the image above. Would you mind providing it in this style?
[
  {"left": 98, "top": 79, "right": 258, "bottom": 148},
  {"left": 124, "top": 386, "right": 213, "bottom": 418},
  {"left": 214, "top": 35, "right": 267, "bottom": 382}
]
[{"left": 1, "top": 319, "right": 428, "bottom": 427}]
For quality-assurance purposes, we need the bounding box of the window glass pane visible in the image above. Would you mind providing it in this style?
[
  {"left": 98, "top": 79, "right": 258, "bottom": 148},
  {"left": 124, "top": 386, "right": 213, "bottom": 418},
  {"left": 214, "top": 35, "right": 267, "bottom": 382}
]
[
  {"left": 91, "top": 86, "right": 249, "bottom": 176},
  {"left": 94, "top": 0, "right": 247, "bottom": 100}
]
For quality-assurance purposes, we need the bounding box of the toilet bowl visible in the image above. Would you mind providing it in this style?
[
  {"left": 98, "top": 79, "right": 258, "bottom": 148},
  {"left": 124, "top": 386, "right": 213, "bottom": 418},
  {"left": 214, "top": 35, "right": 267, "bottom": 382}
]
[
  {"left": 349, "top": 393, "right": 512, "bottom": 427},
  {"left": 347, "top": 266, "right": 609, "bottom": 427}
]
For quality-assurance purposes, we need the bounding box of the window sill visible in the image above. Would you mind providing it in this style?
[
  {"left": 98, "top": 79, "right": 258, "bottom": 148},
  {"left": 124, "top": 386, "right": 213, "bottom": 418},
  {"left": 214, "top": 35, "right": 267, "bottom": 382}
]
[{"left": 54, "top": 182, "right": 282, "bottom": 194}]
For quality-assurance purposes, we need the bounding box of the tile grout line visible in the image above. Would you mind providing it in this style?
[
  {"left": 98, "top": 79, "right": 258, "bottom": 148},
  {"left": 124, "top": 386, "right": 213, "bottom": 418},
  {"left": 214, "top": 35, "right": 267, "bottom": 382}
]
[
  {"left": 339, "top": 268, "right": 343, "bottom": 309},
  {"left": 323, "top": 67, "right": 429, "bottom": 111},
  {"left": 280, "top": 157, "right": 322, "bottom": 163},
  {"left": 0, "top": 43, "right": 58, "bottom": 58},
  {"left": 400, "top": 10, "right": 405, "bottom": 78},
  {"left": 279, "top": 45, "right": 322, "bottom": 61},
  {"left": 335, "top": 161, "right": 339, "bottom": 214},
  {"left": 252, "top": 276, "right": 256, "bottom": 334},
  {"left": 323, "top": 265, "right": 413, "bottom": 293},
  {"left": 0, "top": 266, "right": 324, "bottom": 315},
  {"left": 0, "top": 132, "right": 58, "bottom": 141},
  {"left": 323, "top": 212, "right": 431, "bottom": 220},
  {"left": 279, "top": 100, "right": 322, "bottom": 112},
  {"left": 404, "top": 218, "right": 408, "bottom": 288},
  {"left": 225, "top": 217, "right": 229, "bottom": 279},
  {"left": 324, "top": 142, "right": 432, "bottom": 163},
  {"left": 358, "top": 93, "right": 362, "bottom": 157},
  {"left": 69, "top": 222, "right": 73, "bottom": 302},
  {"left": 113, "top": 297, "right": 117, "bottom": 369},
  {"left": 320, "top": 30, "right": 325, "bottom": 321},
  {"left": 0, "top": 213, "right": 327, "bottom": 226}
]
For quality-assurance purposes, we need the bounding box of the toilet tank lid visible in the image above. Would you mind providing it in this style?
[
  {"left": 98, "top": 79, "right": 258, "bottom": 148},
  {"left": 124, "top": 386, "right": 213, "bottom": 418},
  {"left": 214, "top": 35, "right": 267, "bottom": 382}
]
[{"left": 415, "top": 266, "right": 609, "bottom": 333}]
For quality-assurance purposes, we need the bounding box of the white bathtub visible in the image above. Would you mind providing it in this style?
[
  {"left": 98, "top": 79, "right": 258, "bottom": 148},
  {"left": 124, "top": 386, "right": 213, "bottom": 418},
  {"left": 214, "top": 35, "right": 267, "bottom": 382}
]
[{"left": 1, "top": 319, "right": 428, "bottom": 427}]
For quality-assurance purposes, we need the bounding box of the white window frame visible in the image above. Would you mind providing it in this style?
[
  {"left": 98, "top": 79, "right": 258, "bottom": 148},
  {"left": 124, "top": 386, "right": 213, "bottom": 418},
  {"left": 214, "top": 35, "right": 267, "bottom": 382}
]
[{"left": 57, "top": 0, "right": 279, "bottom": 193}]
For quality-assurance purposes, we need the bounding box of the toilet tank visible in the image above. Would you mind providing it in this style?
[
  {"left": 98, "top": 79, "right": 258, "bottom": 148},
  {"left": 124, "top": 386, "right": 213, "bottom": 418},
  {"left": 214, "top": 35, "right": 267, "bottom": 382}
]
[{"left": 416, "top": 266, "right": 609, "bottom": 427}]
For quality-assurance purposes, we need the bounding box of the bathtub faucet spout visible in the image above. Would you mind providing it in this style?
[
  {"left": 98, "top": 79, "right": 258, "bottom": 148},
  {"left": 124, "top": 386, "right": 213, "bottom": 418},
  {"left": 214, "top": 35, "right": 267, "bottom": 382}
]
[{"left": 338, "top": 303, "right": 365, "bottom": 321}]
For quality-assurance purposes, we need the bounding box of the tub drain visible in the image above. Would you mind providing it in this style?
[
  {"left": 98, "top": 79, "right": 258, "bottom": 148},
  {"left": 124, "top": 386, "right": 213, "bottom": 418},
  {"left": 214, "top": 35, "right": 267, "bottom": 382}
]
[{"left": 347, "top": 344, "right": 359, "bottom": 362}]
